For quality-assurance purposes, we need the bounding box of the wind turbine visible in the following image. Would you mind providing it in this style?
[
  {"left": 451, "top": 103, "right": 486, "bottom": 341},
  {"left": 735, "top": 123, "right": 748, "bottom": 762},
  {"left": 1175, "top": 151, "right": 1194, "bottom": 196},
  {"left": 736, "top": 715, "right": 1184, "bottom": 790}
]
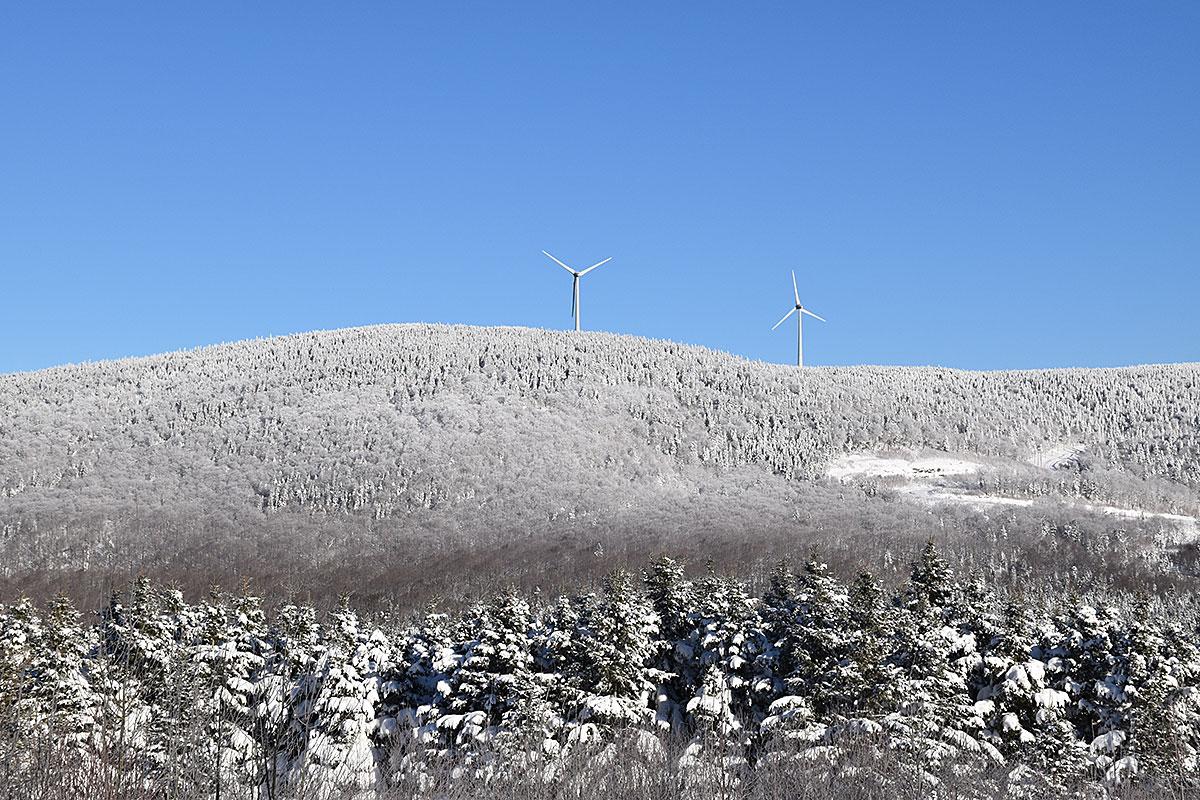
[
  {"left": 771, "top": 270, "right": 826, "bottom": 366},
  {"left": 541, "top": 250, "right": 613, "bottom": 331}
]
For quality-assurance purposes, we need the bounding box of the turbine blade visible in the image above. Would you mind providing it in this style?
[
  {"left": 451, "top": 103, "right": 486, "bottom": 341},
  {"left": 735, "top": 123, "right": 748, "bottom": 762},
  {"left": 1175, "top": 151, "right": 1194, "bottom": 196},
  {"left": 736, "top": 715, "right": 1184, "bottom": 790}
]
[
  {"left": 571, "top": 283, "right": 576, "bottom": 318},
  {"left": 801, "top": 308, "right": 826, "bottom": 322},
  {"left": 771, "top": 308, "right": 797, "bottom": 330},
  {"left": 542, "top": 250, "right": 576, "bottom": 275},
  {"left": 578, "top": 256, "right": 612, "bottom": 276},
  {"left": 791, "top": 270, "right": 800, "bottom": 305}
]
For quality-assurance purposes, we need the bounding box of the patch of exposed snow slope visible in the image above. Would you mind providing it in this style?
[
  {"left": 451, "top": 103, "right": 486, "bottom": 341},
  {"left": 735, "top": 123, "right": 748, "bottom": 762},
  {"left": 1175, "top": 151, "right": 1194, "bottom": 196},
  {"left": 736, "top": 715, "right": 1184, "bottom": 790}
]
[{"left": 824, "top": 453, "right": 984, "bottom": 480}]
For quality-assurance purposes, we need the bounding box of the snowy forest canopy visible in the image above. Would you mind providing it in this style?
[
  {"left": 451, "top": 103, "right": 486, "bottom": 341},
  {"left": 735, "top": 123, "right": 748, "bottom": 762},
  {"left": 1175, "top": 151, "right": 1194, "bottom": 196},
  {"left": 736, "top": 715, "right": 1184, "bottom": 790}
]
[
  {"left": 3, "top": 545, "right": 1199, "bottom": 799},
  {"left": 1, "top": 324, "right": 1199, "bottom": 607}
]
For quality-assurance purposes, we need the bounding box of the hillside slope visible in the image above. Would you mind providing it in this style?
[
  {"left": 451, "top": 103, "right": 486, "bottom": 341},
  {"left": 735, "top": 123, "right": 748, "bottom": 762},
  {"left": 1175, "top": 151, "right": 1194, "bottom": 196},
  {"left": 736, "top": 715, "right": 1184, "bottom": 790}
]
[{"left": 2, "top": 324, "right": 1199, "bottom": 603}]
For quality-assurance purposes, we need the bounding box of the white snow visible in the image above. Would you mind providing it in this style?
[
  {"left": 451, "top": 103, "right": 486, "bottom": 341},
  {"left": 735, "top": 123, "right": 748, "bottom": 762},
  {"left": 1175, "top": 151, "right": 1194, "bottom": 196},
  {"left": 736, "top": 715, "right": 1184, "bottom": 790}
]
[
  {"left": 1090, "top": 730, "right": 1126, "bottom": 753},
  {"left": 1034, "top": 688, "right": 1070, "bottom": 709},
  {"left": 824, "top": 453, "right": 984, "bottom": 480}
]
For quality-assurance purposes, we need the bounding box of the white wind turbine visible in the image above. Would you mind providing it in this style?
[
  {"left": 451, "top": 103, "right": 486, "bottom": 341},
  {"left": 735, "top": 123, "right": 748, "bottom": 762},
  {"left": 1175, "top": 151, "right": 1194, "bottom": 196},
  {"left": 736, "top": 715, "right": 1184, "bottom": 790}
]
[
  {"left": 771, "top": 270, "right": 826, "bottom": 367},
  {"left": 541, "top": 250, "right": 613, "bottom": 331}
]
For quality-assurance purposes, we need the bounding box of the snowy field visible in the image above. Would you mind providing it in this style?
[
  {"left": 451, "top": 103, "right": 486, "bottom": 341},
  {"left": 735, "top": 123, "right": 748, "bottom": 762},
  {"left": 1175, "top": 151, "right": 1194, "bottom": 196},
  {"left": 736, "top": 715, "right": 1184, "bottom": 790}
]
[
  {"left": 823, "top": 453, "right": 985, "bottom": 480},
  {"left": 825, "top": 450, "right": 1200, "bottom": 540}
]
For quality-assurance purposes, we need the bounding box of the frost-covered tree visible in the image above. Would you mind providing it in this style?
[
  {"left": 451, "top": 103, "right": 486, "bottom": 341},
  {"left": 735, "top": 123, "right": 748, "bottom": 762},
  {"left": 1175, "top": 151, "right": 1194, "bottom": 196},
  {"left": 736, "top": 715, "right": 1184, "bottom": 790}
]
[
  {"left": 680, "top": 572, "right": 760, "bottom": 739},
  {"left": 4, "top": 324, "right": 1199, "bottom": 604},
  {"left": 846, "top": 571, "right": 903, "bottom": 715},
  {"left": 1098, "top": 596, "right": 1200, "bottom": 786},
  {"left": 427, "top": 589, "right": 542, "bottom": 751},
  {"left": 786, "top": 556, "right": 857, "bottom": 715},
  {"left": 975, "top": 596, "right": 1085, "bottom": 789},
  {"left": 256, "top": 602, "right": 324, "bottom": 792},
  {"left": 888, "top": 548, "right": 998, "bottom": 772},
  {"left": 642, "top": 556, "right": 696, "bottom": 733},
  {"left": 19, "top": 595, "right": 99, "bottom": 749},
  {"left": 97, "top": 578, "right": 202, "bottom": 778},
  {"left": 0, "top": 598, "right": 38, "bottom": 719},
  {"left": 905, "top": 540, "right": 959, "bottom": 616},
  {"left": 190, "top": 590, "right": 269, "bottom": 792},
  {"left": 565, "top": 571, "right": 661, "bottom": 734},
  {"left": 1050, "top": 604, "right": 1123, "bottom": 746},
  {"left": 299, "top": 601, "right": 387, "bottom": 797}
]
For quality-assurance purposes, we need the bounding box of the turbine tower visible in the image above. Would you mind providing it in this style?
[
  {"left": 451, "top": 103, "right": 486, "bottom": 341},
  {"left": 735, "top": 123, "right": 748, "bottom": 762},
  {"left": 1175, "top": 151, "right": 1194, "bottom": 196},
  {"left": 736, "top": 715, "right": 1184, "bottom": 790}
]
[
  {"left": 542, "top": 250, "right": 613, "bottom": 331},
  {"left": 771, "top": 270, "right": 826, "bottom": 367}
]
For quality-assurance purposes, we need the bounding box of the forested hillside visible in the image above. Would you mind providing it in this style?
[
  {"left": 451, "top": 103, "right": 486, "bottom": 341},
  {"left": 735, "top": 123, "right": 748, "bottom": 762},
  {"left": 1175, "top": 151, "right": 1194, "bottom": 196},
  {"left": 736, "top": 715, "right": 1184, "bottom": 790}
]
[
  {"left": 2, "top": 324, "right": 1198, "bottom": 605},
  {"left": 4, "top": 325, "right": 1200, "bottom": 798}
]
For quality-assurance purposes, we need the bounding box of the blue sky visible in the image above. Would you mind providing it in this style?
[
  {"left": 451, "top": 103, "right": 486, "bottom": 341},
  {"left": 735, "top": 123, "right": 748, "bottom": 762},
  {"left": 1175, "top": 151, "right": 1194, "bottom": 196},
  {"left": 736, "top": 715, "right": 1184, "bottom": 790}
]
[{"left": 2, "top": 3, "right": 1197, "bottom": 373}]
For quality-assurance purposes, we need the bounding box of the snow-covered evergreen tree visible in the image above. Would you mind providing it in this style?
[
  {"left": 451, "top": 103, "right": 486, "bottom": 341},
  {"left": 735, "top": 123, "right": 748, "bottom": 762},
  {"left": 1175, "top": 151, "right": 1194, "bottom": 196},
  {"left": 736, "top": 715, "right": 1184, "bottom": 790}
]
[
  {"left": 97, "top": 578, "right": 203, "bottom": 780},
  {"left": 975, "top": 595, "right": 1085, "bottom": 791},
  {"left": 677, "top": 570, "right": 761, "bottom": 778},
  {"left": 888, "top": 545, "right": 998, "bottom": 774},
  {"left": 259, "top": 602, "right": 324, "bottom": 792},
  {"left": 428, "top": 589, "right": 541, "bottom": 751},
  {"left": 20, "top": 594, "right": 99, "bottom": 749},
  {"left": 299, "top": 600, "right": 387, "bottom": 798},
  {"left": 0, "top": 598, "right": 38, "bottom": 725},
  {"left": 3, "top": 558, "right": 1200, "bottom": 796},
  {"left": 1098, "top": 595, "right": 1200, "bottom": 786},
  {"left": 190, "top": 590, "right": 269, "bottom": 793},
  {"left": 566, "top": 571, "right": 662, "bottom": 735},
  {"left": 643, "top": 556, "right": 696, "bottom": 733}
]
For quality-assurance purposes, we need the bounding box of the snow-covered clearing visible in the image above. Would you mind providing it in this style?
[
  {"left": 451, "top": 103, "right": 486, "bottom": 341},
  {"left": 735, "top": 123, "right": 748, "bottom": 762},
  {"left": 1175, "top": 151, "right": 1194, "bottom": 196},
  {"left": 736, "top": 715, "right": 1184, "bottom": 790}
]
[
  {"left": 823, "top": 453, "right": 985, "bottom": 480},
  {"left": 825, "top": 451, "right": 1200, "bottom": 540}
]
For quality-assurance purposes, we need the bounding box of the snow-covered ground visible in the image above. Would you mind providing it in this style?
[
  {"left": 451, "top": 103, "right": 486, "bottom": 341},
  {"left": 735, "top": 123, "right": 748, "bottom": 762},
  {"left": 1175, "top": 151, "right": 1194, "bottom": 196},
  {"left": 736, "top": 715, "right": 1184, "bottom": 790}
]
[
  {"left": 823, "top": 453, "right": 985, "bottom": 481},
  {"left": 825, "top": 451, "right": 1200, "bottom": 540}
]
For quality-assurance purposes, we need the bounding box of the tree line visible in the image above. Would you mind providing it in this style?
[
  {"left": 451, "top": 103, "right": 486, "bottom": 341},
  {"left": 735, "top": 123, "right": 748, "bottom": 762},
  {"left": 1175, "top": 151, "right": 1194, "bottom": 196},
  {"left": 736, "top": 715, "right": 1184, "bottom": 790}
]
[{"left": 3, "top": 542, "right": 1199, "bottom": 799}]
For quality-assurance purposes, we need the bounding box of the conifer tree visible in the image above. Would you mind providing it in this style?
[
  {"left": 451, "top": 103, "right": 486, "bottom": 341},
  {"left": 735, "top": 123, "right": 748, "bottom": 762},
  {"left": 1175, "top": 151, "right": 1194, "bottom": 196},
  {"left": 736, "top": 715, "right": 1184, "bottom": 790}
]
[
  {"left": 976, "top": 595, "right": 1084, "bottom": 788},
  {"left": 4, "top": 562, "right": 1200, "bottom": 794},
  {"left": 0, "top": 598, "right": 38, "bottom": 724},
  {"left": 191, "top": 590, "right": 269, "bottom": 793},
  {"left": 301, "top": 600, "right": 386, "bottom": 798},
  {"left": 905, "top": 540, "right": 958, "bottom": 616},
  {"left": 758, "top": 559, "right": 800, "bottom": 701},
  {"left": 682, "top": 572, "right": 760, "bottom": 736},
  {"left": 261, "top": 602, "right": 324, "bottom": 790},
  {"left": 1106, "top": 595, "right": 1197, "bottom": 785},
  {"left": 376, "top": 604, "right": 455, "bottom": 745},
  {"left": 643, "top": 556, "right": 696, "bottom": 732},
  {"left": 788, "top": 555, "right": 855, "bottom": 716},
  {"left": 23, "top": 594, "right": 99, "bottom": 749},
  {"left": 98, "top": 578, "right": 201, "bottom": 777},
  {"left": 567, "top": 571, "right": 661, "bottom": 731},
  {"left": 846, "top": 571, "right": 902, "bottom": 715},
  {"left": 1050, "top": 604, "right": 1122, "bottom": 746},
  {"left": 889, "top": 548, "right": 997, "bottom": 771},
  {"left": 433, "top": 589, "right": 539, "bottom": 750}
]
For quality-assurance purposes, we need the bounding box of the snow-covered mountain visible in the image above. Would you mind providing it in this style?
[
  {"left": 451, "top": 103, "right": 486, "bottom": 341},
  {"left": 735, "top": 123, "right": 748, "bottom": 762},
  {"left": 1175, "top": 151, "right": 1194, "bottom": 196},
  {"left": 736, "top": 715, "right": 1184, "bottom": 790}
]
[{"left": 2, "top": 324, "right": 1198, "bottom": 601}]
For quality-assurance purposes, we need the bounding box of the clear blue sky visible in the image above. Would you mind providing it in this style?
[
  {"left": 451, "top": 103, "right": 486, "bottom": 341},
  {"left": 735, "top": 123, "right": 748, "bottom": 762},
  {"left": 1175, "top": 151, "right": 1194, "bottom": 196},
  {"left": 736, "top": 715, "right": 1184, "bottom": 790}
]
[{"left": 2, "top": 3, "right": 1197, "bottom": 374}]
